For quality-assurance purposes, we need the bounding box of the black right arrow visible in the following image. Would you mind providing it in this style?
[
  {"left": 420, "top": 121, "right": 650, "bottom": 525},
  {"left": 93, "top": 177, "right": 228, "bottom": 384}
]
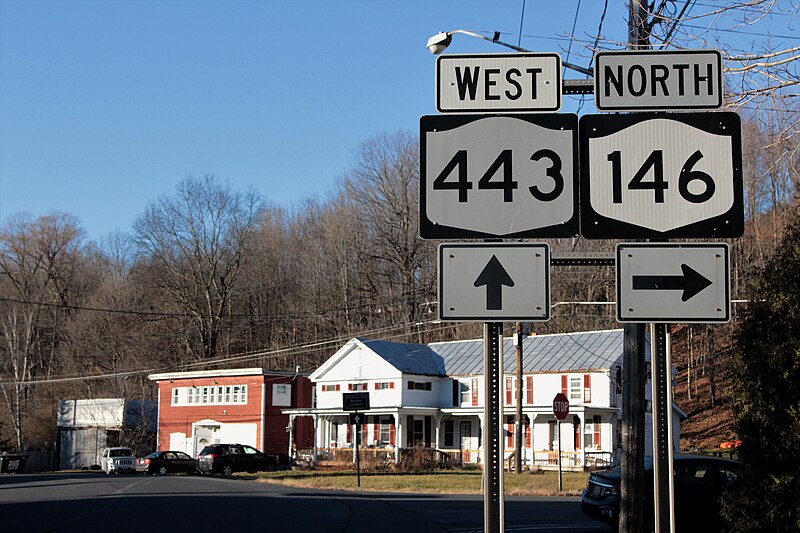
[
  {"left": 474, "top": 255, "right": 515, "bottom": 310},
  {"left": 632, "top": 264, "right": 712, "bottom": 302}
]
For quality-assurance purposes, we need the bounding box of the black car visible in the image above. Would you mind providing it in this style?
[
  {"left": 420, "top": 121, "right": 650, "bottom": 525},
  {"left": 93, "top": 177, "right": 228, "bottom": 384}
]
[
  {"left": 196, "top": 443, "right": 278, "bottom": 476},
  {"left": 581, "top": 454, "right": 740, "bottom": 532},
  {"left": 139, "top": 450, "right": 197, "bottom": 476}
]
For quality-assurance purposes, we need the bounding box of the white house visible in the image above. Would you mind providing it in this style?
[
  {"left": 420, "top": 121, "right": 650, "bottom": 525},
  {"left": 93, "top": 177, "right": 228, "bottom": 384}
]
[{"left": 283, "top": 329, "right": 685, "bottom": 470}]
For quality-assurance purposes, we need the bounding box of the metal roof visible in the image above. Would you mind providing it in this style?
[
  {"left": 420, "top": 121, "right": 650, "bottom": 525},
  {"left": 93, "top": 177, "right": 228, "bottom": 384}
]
[
  {"left": 356, "top": 337, "right": 447, "bottom": 377},
  {"left": 356, "top": 329, "right": 632, "bottom": 378}
]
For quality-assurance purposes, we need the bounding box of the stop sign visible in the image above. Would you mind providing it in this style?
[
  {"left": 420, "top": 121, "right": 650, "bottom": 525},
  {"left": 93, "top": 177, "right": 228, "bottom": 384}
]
[{"left": 553, "top": 393, "right": 570, "bottom": 420}]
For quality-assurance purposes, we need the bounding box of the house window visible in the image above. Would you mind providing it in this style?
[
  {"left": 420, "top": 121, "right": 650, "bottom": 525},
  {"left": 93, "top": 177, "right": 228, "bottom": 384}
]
[
  {"left": 322, "top": 384, "right": 340, "bottom": 392},
  {"left": 379, "top": 416, "right": 391, "bottom": 445},
  {"left": 349, "top": 383, "right": 368, "bottom": 391},
  {"left": 374, "top": 382, "right": 393, "bottom": 390},
  {"left": 408, "top": 381, "right": 432, "bottom": 391},
  {"left": 170, "top": 384, "right": 247, "bottom": 406},
  {"left": 460, "top": 382, "right": 470, "bottom": 404},
  {"left": 273, "top": 384, "right": 291, "bottom": 407},
  {"left": 412, "top": 419, "right": 424, "bottom": 445},
  {"left": 224, "top": 386, "right": 231, "bottom": 403},
  {"left": 569, "top": 377, "right": 582, "bottom": 401},
  {"left": 471, "top": 378, "right": 479, "bottom": 406},
  {"left": 444, "top": 420, "right": 454, "bottom": 447},
  {"left": 172, "top": 388, "right": 179, "bottom": 405}
]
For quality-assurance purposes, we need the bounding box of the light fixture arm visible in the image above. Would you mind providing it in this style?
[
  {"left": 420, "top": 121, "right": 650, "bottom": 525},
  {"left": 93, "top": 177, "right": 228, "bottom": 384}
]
[{"left": 429, "top": 29, "right": 594, "bottom": 77}]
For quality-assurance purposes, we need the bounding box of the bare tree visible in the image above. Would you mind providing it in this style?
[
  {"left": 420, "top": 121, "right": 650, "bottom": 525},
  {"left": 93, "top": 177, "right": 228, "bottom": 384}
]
[
  {"left": 0, "top": 212, "right": 85, "bottom": 449},
  {"left": 133, "top": 175, "right": 264, "bottom": 361}
]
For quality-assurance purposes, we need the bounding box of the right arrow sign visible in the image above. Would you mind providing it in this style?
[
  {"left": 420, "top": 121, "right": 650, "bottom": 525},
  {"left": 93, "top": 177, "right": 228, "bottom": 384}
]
[{"left": 617, "top": 243, "right": 730, "bottom": 323}]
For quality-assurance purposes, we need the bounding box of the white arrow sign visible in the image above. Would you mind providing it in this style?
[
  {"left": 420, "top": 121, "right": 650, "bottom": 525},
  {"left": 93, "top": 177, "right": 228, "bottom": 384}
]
[
  {"left": 439, "top": 243, "right": 550, "bottom": 322},
  {"left": 616, "top": 243, "right": 730, "bottom": 323}
]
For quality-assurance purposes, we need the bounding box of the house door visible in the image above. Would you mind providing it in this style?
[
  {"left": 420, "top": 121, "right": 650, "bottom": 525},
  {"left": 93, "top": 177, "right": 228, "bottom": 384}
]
[
  {"left": 460, "top": 422, "right": 472, "bottom": 463},
  {"left": 193, "top": 425, "right": 217, "bottom": 456}
]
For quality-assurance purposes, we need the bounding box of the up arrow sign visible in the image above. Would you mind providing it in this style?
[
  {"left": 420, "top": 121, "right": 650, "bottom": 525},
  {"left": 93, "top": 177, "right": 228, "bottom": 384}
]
[
  {"left": 474, "top": 255, "right": 515, "bottom": 310},
  {"left": 632, "top": 264, "right": 712, "bottom": 302},
  {"left": 439, "top": 243, "right": 550, "bottom": 322}
]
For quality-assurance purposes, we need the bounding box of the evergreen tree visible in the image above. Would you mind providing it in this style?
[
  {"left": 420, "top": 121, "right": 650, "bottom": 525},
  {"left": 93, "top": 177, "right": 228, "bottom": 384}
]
[{"left": 722, "top": 209, "right": 800, "bottom": 532}]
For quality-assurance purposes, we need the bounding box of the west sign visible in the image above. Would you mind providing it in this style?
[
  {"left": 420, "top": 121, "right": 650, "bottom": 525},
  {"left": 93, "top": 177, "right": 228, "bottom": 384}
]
[
  {"left": 436, "top": 53, "right": 561, "bottom": 113},
  {"left": 595, "top": 49, "right": 723, "bottom": 111},
  {"left": 580, "top": 112, "right": 743, "bottom": 239}
]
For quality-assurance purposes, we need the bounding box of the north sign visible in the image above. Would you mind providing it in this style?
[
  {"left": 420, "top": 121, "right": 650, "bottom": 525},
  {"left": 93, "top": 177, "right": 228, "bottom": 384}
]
[
  {"left": 438, "top": 243, "right": 550, "bottom": 322},
  {"left": 420, "top": 114, "right": 579, "bottom": 239},
  {"left": 580, "top": 112, "right": 743, "bottom": 239},
  {"left": 436, "top": 53, "right": 561, "bottom": 113},
  {"left": 595, "top": 49, "right": 723, "bottom": 111},
  {"left": 616, "top": 243, "right": 730, "bottom": 323}
]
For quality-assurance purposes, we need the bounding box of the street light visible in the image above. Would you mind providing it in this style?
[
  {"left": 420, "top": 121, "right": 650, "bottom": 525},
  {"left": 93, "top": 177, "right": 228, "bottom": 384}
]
[{"left": 426, "top": 29, "right": 594, "bottom": 77}]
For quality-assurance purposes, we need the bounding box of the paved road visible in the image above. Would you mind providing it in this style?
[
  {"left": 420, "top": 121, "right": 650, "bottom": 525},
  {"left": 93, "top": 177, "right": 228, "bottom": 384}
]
[{"left": 0, "top": 473, "right": 612, "bottom": 532}]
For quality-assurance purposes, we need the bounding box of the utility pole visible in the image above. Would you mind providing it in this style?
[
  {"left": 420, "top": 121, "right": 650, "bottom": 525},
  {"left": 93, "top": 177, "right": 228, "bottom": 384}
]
[
  {"left": 619, "top": 2, "right": 649, "bottom": 533},
  {"left": 514, "top": 322, "right": 524, "bottom": 473}
]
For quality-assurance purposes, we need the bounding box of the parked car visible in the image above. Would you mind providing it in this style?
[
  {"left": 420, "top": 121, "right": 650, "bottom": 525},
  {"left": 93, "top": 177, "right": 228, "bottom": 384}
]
[
  {"left": 196, "top": 444, "right": 278, "bottom": 476},
  {"left": 581, "top": 454, "right": 741, "bottom": 532},
  {"left": 139, "top": 451, "right": 197, "bottom": 476},
  {"left": 100, "top": 447, "right": 138, "bottom": 474}
]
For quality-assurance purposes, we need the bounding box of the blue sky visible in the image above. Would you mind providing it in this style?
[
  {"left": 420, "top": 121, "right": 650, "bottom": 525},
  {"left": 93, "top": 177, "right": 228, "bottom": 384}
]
[{"left": 1, "top": 0, "right": 788, "bottom": 240}]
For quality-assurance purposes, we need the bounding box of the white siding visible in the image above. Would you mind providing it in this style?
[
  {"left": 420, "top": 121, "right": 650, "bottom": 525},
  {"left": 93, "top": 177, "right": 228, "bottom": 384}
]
[{"left": 401, "top": 376, "right": 445, "bottom": 407}]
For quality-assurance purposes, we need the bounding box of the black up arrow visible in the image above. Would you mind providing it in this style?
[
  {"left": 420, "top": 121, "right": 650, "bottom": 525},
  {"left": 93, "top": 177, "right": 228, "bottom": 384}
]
[
  {"left": 632, "top": 264, "right": 712, "bottom": 302},
  {"left": 474, "top": 255, "right": 514, "bottom": 310}
]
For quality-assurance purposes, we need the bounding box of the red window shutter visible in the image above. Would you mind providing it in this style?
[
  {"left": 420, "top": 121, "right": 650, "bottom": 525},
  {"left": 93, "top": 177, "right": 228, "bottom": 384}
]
[
  {"left": 506, "top": 418, "right": 514, "bottom": 448},
  {"left": 346, "top": 423, "right": 352, "bottom": 443},
  {"left": 471, "top": 378, "right": 479, "bottom": 406},
  {"left": 374, "top": 383, "right": 379, "bottom": 390},
  {"left": 390, "top": 382, "right": 395, "bottom": 389},
  {"left": 505, "top": 377, "right": 513, "bottom": 405},
  {"left": 348, "top": 384, "right": 353, "bottom": 391},
  {"left": 408, "top": 381, "right": 414, "bottom": 390},
  {"left": 525, "top": 424, "right": 531, "bottom": 448},
  {"left": 593, "top": 415, "right": 601, "bottom": 447},
  {"left": 361, "top": 424, "right": 368, "bottom": 446},
  {"left": 526, "top": 376, "right": 533, "bottom": 404},
  {"left": 373, "top": 417, "right": 379, "bottom": 443},
  {"left": 389, "top": 418, "right": 396, "bottom": 446},
  {"left": 561, "top": 375, "right": 568, "bottom": 394},
  {"left": 584, "top": 374, "right": 592, "bottom": 403},
  {"left": 336, "top": 384, "right": 340, "bottom": 391}
]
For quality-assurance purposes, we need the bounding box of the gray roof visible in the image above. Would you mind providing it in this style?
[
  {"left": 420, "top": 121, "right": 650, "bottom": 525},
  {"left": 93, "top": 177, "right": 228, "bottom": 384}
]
[
  {"left": 356, "top": 337, "right": 447, "bottom": 376},
  {"left": 357, "top": 329, "right": 630, "bottom": 377}
]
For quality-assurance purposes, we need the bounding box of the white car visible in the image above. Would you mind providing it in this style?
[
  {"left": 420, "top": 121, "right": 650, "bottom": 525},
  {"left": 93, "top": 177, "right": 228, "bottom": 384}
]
[{"left": 100, "top": 447, "right": 137, "bottom": 474}]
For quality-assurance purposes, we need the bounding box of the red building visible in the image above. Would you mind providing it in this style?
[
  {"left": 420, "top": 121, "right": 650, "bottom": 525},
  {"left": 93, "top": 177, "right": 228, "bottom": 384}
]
[{"left": 148, "top": 368, "right": 312, "bottom": 459}]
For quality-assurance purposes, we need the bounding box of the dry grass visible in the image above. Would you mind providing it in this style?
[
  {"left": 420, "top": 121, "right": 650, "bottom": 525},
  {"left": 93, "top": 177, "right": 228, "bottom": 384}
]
[{"left": 252, "top": 469, "right": 589, "bottom": 496}]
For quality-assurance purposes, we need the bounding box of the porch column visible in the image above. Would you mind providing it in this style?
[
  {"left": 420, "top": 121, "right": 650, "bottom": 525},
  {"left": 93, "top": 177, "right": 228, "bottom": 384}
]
[
  {"left": 287, "top": 415, "right": 295, "bottom": 459},
  {"left": 394, "top": 410, "right": 403, "bottom": 463},
  {"left": 312, "top": 415, "right": 319, "bottom": 466},
  {"left": 434, "top": 414, "right": 442, "bottom": 450},
  {"left": 580, "top": 411, "right": 586, "bottom": 468}
]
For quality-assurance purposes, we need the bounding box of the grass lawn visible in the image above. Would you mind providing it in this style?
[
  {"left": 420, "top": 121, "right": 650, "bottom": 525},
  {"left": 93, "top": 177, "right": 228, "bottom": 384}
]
[{"left": 253, "top": 469, "right": 589, "bottom": 496}]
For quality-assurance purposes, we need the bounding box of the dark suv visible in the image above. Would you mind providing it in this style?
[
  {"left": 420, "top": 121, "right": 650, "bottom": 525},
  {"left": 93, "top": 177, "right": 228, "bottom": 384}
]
[
  {"left": 581, "top": 454, "right": 741, "bottom": 532},
  {"left": 196, "top": 444, "right": 278, "bottom": 476}
]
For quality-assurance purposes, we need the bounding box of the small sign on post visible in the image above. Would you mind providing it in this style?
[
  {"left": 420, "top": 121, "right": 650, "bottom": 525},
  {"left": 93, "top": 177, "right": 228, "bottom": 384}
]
[{"left": 343, "top": 392, "right": 370, "bottom": 411}]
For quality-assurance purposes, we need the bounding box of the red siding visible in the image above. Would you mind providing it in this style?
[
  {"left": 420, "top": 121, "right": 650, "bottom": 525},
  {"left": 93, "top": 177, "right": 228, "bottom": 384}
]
[{"left": 154, "top": 373, "right": 313, "bottom": 459}]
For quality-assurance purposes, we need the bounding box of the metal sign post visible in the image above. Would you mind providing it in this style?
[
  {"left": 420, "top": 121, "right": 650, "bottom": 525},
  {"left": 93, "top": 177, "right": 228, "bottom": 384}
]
[
  {"left": 552, "top": 393, "right": 569, "bottom": 493},
  {"left": 651, "top": 323, "right": 676, "bottom": 533},
  {"left": 484, "top": 322, "right": 504, "bottom": 533}
]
